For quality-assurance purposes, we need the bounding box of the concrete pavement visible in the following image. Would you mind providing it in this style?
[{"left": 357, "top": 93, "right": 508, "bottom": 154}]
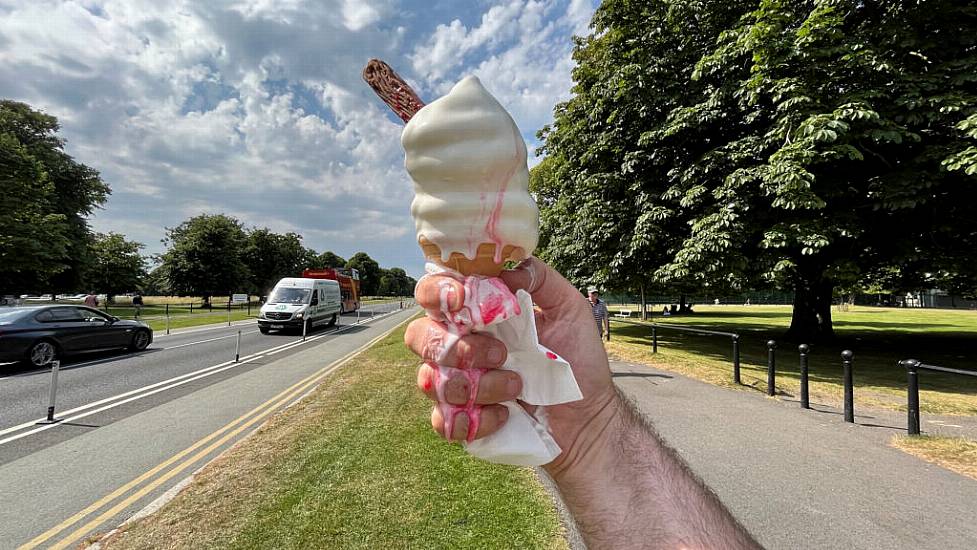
[{"left": 611, "top": 360, "right": 977, "bottom": 550}]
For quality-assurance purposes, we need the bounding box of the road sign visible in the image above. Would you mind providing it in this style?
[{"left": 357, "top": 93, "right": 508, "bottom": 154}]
[{"left": 232, "top": 293, "right": 248, "bottom": 303}]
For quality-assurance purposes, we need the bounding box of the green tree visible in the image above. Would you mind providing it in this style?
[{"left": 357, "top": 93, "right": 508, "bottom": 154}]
[
  {"left": 377, "top": 267, "right": 413, "bottom": 296},
  {"left": 141, "top": 265, "right": 170, "bottom": 296},
  {"left": 243, "top": 229, "right": 308, "bottom": 295},
  {"left": 84, "top": 232, "right": 147, "bottom": 301},
  {"left": 159, "top": 214, "right": 250, "bottom": 303},
  {"left": 0, "top": 100, "right": 109, "bottom": 292},
  {"left": 535, "top": 1, "right": 747, "bottom": 319},
  {"left": 317, "top": 251, "right": 346, "bottom": 269},
  {"left": 538, "top": 0, "right": 977, "bottom": 341},
  {"left": 345, "top": 252, "right": 382, "bottom": 296},
  {"left": 0, "top": 133, "right": 69, "bottom": 291}
]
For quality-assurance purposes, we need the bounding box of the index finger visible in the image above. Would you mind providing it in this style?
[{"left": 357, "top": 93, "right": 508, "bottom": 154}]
[{"left": 415, "top": 273, "right": 465, "bottom": 313}]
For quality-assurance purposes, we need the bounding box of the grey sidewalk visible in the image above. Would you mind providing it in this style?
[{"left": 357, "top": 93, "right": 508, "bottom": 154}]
[{"left": 611, "top": 361, "right": 977, "bottom": 550}]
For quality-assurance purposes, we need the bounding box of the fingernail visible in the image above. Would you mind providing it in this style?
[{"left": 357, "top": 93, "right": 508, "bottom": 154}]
[
  {"left": 487, "top": 343, "right": 505, "bottom": 365},
  {"left": 506, "top": 373, "right": 522, "bottom": 398}
]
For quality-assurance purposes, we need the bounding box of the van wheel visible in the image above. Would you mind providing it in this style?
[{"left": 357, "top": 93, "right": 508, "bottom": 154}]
[
  {"left": 327, "top": 313, "right": 337, "bottom": 327},
  {"left": 259, "top": 326, "right": 270, "bottom": 334}
]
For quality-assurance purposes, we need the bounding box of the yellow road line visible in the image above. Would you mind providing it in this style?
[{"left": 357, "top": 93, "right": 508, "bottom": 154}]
[{"left": 20, "top": 315, "right": 409, "bottom": 550}]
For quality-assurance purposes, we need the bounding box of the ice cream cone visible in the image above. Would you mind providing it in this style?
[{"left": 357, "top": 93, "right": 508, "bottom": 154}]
[
  {"left": 363, "top": 60, "right": 537, "bottom": 277},
  {"left": 419, "top": 236, "right": 526, "bottom": 277}
]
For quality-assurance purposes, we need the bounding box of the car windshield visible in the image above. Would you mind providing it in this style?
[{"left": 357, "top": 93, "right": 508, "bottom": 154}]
[
  {"left": 268, "top": 287, "right": 311, "bottom": 304},
  {"left": 0, "top": 308, "right": 28, "bottom": 323}
]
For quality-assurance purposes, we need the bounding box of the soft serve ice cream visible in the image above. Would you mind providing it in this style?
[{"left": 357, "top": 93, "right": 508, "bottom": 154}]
[
  {"left": 362, "top": 61, "right": 582, "bottom": 465},
  {"left": 401, "top": 76, "right": 539, "bottom": 272}
]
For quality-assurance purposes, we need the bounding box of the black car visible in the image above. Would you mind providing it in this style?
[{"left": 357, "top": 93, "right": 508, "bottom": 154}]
[{"left": 0, "top": 305, "right": 153, "bottom": 368}]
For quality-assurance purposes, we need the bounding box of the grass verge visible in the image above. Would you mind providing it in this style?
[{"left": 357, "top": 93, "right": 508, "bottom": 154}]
[
  {"left": 891, "top": 435, "right": 977, "bottom": 481},
  {"left": 101, "top": 322, "right": 567, "bottom": 550},
  {"left": 607, "top": 305, "right": 977, "bottom": 416},
  {"left": 143, "top": 311, "right": 256, "bottom": 332}
]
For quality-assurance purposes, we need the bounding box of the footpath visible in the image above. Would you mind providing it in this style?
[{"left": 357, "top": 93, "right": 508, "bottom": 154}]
[{"left": 610, "top": 360, "right": 977, "bottom": 550}]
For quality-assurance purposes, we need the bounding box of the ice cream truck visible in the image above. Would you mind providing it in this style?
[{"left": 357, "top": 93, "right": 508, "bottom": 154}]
[{"left": 258, "top": 277, "right": 341, "bottom": 334}]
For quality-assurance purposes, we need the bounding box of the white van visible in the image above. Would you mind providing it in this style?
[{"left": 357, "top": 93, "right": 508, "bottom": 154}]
[{"left": 258, "top": 278, "right": 341, "bottom": 334}]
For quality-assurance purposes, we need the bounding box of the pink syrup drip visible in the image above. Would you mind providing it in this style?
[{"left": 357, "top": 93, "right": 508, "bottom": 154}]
[
  {"left": 483, "top": 124, "right": 526, "bottom": 263},
  {"left": 429, "top": 273, "right": 520, "bottom": 443},
  {"left": 546, "top": 351, "right": 558, "bottom": 360}
]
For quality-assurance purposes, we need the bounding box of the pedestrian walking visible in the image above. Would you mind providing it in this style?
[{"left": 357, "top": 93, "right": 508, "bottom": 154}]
[
  {"left": 132, "top": 293, "right": 144, "bottom": 318},
  {"left": 84, "top": 292, "right": 99, "bottom": 309},
  {"left": 588, "top": 287, "right": 610, "bottom": 341}
]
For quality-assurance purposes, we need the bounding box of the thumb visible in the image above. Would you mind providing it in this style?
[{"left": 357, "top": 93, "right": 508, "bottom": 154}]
[{"left": 500, "top": 257, "right": 580, "bottom": 311}]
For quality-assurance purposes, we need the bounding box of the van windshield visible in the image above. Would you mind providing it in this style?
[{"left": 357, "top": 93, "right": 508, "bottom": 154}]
[{"left": 268, "top": 288, "right": 311, "bottom": 304}]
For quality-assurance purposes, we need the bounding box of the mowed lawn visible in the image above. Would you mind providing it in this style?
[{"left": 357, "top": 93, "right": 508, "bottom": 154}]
[
  {"left": 101, "top": 321, "right": 567, "bottom": 550},
  {"left": 608, "top": 305, "right": 977, "bottom": 415}
]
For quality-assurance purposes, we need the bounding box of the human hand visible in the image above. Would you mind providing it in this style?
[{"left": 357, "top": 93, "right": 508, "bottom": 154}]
[{"left": 404, "top": 258, "right": 618, "bottom": 476}]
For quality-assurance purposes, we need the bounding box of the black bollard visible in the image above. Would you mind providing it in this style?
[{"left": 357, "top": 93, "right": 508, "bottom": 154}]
[
  {"left": 901, "top": 359, "right": 921, "bottom": 435},
  {"left": 732, "top": 335, "right": 741, "bottom": 384},
  {"left": 766, "top": 340, "right": 776, "bottom": 396},
  {"left": 799, "top": 344, "right": 810, "bottom": 409},
  {"left": 652, "top": 326, "right": 658, "bottom": 354},
  {"left": 842, "top": 350, "right": 854, "bottom": 423}
]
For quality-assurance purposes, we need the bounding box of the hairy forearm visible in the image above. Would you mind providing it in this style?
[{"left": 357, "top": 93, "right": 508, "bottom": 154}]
[{"left": 548, "top": 391, "right": 760, "bottom": 550}]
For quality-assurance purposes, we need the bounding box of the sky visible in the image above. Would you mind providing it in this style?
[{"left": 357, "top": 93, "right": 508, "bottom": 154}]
[{"left": 0, "top": 0, "right": 597, "bottom": 278}]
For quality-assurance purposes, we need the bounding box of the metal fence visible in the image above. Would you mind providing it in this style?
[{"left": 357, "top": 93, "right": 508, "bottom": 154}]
[
  {"left": 899, "top": 360, "right": 977, "bottom": 435},
  {"left": 615, "top": 320, "right": 744, "bottom": 383},
  {"left": 614, "top": 319, "right": 860, "bottom": 422}
]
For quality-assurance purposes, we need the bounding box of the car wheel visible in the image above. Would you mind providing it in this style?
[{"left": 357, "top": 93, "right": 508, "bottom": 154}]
[
  {"left": 129, "top": 329, "right": 151, "bottom": 351},
  {"left": 27, "top": 340, "right": 58, "bottom": 368},
  {"left": 259, "top": 326, "right": 270, "bottom": 334}
]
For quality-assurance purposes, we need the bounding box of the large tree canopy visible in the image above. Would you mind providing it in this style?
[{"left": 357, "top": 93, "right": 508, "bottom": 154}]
[
  {"left": 159, "top": 214, "right": 250, "bottom": 301},
  {"left": 537, "top": 0, "right": 977, "bottom": 341},
  {"left": 0, "top": 100, "right": 109, "bottom": 292}
]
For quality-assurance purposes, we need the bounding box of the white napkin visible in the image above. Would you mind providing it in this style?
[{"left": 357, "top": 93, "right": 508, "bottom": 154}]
[{"left": 423, "top": 264, "right": 583, "bottom": 466}]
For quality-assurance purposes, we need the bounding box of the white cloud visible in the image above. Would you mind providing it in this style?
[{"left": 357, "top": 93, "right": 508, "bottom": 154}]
[
  {"left": 409, "top": 0, "right": 594, "bottom": 145},
  {"left": 0, "top": 0, "right": 597, "bottom": 278},
  {"left": 341, "top": 0, "right": 381, "bottom": 31}
]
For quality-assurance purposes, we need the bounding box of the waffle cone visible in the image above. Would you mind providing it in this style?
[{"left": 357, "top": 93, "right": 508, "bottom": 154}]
[{"left": 419, "top": 236, "right": 526, "bottom": 277}]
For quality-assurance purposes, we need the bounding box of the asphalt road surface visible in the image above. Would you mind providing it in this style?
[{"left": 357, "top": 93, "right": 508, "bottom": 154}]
[{"left": 0, "top": 302, "right": 417, "bottom": 549}]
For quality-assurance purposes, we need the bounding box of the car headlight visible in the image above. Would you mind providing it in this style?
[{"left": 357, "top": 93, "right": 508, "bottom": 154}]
[{"left": 294, "top": 312, "right": 303, "bottom": 319}]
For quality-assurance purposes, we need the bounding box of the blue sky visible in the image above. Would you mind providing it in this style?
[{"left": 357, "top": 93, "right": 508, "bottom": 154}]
[{"left": 0, "top": 0, "right": 597, "bottom": 278}]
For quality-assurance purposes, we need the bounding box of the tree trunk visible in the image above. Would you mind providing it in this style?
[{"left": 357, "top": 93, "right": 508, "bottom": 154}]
[
  {"left": 786, "top": 278, "right": 835, "bottom": 343},
  {"left": 640, "top": 285, "right": 647, "bottom": 321}
]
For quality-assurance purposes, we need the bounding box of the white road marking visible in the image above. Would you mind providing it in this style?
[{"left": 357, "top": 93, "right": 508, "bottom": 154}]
[
  {"left": 161, "top": 330, "right": 260, "bottom": 350},
  {"left": 0, "top": 356, "right": 266, "bottom": 446}
]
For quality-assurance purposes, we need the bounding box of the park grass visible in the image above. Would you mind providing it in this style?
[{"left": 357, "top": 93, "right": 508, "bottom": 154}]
[
  {"left": 891, "top": 435, "right": 977, "bottom": 481},
  {"left": 607, "top": 305, "right": 977, "bottom": 416},
  {"left": 100, "top": 322, "right": 567, "bottom": 550}
]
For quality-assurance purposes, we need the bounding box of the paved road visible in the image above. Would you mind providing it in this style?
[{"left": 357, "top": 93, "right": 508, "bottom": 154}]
[
  {"left": 612, "top": 360, "right": 977, "bottom": 550},
  {"left": 0, "top": 304, "right": 416, "bottom": 549},
  {"left": 0, "top": 302, "right": 403, "bottom": 460}
]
